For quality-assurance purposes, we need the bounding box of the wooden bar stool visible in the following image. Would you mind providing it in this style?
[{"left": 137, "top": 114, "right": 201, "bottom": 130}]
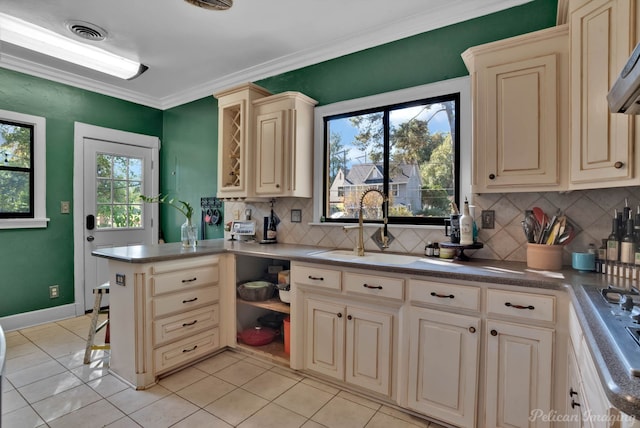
[{"left": 83, "top": 282, "right": 110, "bottom": 364}]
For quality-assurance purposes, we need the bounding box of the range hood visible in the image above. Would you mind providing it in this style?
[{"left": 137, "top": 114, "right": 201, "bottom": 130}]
[{"left": 608, "top": 42, "right": 640, "bottom": 114}]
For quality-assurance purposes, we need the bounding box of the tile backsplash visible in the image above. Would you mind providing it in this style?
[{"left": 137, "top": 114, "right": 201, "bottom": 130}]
[{"left": 223, "top": 186, "right": 640, "bottom": 265}]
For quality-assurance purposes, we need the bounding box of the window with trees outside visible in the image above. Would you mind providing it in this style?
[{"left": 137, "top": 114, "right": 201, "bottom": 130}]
[
  {"left": 0, "top": 109, "right": 47, "bottom": 229},
  {"left": 322, "top": 92, "right": 460, "bottom": 226},
  {"left": 1, "top": 119, "right": 34, "bottom": 217}
]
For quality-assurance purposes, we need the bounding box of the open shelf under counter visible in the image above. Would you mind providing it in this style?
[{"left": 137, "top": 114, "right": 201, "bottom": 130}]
[
  {"left": 237, "top": 297, "right": 290, "bottom": 314},
  {"left": 236, "top": 336, "right": 290, "bottom": 365}
]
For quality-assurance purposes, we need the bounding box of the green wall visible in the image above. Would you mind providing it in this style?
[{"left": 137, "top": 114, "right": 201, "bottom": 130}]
[
  {"left": 0, "top": 69, "right": 163, "bottom": 317},
  {"left": 161, "top": 97, "right": 225, "bottom": 242},
  {"left": 0, "top": 0, "right": 556, "bottom": 319}
]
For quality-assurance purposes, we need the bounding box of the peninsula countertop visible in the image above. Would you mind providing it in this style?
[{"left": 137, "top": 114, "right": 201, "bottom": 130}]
[{"left": 93, "top": 238, "right": 640, "bottom": 418}]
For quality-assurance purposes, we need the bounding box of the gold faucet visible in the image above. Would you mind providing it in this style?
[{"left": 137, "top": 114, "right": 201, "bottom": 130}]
[{"left": 347, "top": 188, "right": 389, "bottom": 256}]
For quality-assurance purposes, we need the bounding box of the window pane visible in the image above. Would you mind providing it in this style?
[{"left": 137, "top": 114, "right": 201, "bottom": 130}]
[
  {"left": 0, "top": 123, "right": 31, "bottom": 168},
  {"left": 97, "top": 179, "right": 111, "bottom": 203},
  {"left": 0, "top": 170, "right": 30, "bottom": 213},
  {"left": 128, "top": 181, "right": 141, "bottom": 202},
  {"left": 129, "top": 158, "right": 142, "bottom": 180},
  {"left": 113, "top": 180, "right": 128, "bottom": 204},
  {"left": 128, "top": 205, "right": 142, "bottom": 228},
  {"left": 97, "top": 205, "right": 112, "bottom": 228},
  {"left": 96, "top": 154, "right": 112, "bottom": 178},
  {"left": 112, "top": 205, "right": 128, "bottom": 228},
  {"left": 389, "top": 100, "right": 455, "bottom": 218},
  {"left": 327, "top": 113, "right": 383, "bottom": 219},
  {"left": 113, "top": 156, "right": 128, "bottom": 179}
]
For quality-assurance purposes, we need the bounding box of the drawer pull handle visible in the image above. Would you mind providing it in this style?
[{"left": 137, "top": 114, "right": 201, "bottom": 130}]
[
  {"left": 571, "top": 399, "right": 581, "bottom": 409},
  {"left": 505, "top": 302, "right": 535, "bottom": 310},
  {"left": 363, "top": 283, "right": 383, "bottom": 290},
  {"left": 182, "top": 345, "right": 198, "bottom": 353},
  {"left": 182, "top": 277, "right": 197, "bottom": 283},
  {"left": 490, "top": 329, "right": 498, "bottom": 336},
  {"left": 182, "top": 297, "right": 198, "bottom": 303},
  {"left": 308, "top": 275, "right": 324, "bottom": 281},
  {"left": 569, "top": 388, "right": 578, "bottom": 398},
  {"left": 431, "top": 292, "right": 454, "bottom": 299},
  {"left": 182, "top": 320, "right": 198, "bottom": 327}
]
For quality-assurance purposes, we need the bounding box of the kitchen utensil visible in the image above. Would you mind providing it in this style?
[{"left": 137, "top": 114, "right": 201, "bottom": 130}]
[
  {"left": 277, "top": 283, "right": 291, "bottom": 303},
  {"left": 527, "top": 243, "right": 563, "bottom": 270},
  {"left": 237, "top": 281, "right": 275, "bottom": 301},
  {"left": 237, "top": 326, "right": 278, "bottom": 346},
  {"left": 532, "top": 207, "right": 548, "bottom": 228}
]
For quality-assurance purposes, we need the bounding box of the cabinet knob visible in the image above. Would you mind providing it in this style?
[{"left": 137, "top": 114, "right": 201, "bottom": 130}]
[
  {"left": 614, "top": 161, "right": 624, "bottom": 169},
  {"left": 347, "top": 315, "right": 353, "bottom": 320},
  {"left": 490, "top": 329, "right": 498, "bottom": 336},
  {"left": 489, "top": 173, "right": 496, "bottom": 180},
  {"left": 276, "top": 184, "right": 280, "bottom": 188},
  {"left": 468, "top": 326, "right": 476, "bottom": 333},
  {"left": 337, "top": 312, "right": 342, "bottom": 318}
]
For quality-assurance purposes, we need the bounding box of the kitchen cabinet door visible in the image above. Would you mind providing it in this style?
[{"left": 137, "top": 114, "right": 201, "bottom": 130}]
[
  {"left": 462, "top": 25, "right": 569, "bottom": 193},
  {"left": 566, "top": 340, "right": 585, "bottom": 428},
  {"left": 345, "top": 306, "right": 392, "bottom": 396},
  {"left": 569, "top": 0, "right": 637, "bottom": 188},
  {"left": 407, "top": 307, "right": 480, "bottom": 428},
  {"left": 484, "top": 320, "right": 553, "bottom": 428},
  {"left": 305, "top": 298, "right": 345, "bottom": 380},
  {"left": 214, "top": 83, "right": 272, "bottom": 199},
  {"left": 253, "top": 92, "right": 317, "bottom": 198}
]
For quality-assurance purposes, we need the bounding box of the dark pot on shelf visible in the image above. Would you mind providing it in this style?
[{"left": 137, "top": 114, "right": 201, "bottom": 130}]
[
  {"left": 237, "top": 326, "right": 278, "bottom": 346},
  {"left": 257, "top": 312, "right": 287, "bottom": 330}
]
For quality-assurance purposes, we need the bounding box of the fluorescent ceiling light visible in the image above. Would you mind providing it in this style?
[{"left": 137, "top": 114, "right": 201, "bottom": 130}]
[{"left": 0, "top": 13, "right": 146, "bottom": 80}]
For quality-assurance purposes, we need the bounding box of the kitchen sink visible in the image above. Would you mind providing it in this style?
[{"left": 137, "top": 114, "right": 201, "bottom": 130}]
[{"left": 309, "top": 249, "right": 420, "bottom": 265}]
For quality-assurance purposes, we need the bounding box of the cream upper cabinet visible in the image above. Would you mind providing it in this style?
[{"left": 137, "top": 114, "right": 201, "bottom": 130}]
[
  {"left": 214, "top": 83, "right": 272, "bottom": 200},
  {"left": 253, "top": 92, "right": 318, "bottom": 198},
  {"left": 462, "top": 25, "right": 570, "bottom": 193},
  {"left": 569, "top": 0, "right": 638, "bottom": 188}
]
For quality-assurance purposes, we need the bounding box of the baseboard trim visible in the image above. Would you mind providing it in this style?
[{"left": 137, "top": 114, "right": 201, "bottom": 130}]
[{"left": 0, "top": 304, "right": 79, "bottom": 332}]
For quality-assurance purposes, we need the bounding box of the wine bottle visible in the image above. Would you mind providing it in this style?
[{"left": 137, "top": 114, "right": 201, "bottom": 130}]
[
  {"left": 621, "top": 215, "right": 635, "bottom": 264},
  {"left": 459, "top": 198, "right": 473, "bottom": 245},
  {"left": 607, "top": 211, "right": 620, "bottom": 262}
]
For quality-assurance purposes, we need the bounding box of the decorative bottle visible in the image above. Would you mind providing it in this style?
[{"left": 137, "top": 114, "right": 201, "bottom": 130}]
[
  {"left": 621, "top": 216, "right": 635, "bottom": 264},
  {"left": 607, "top": 212, "right": 620, "bottom": 262},
  {"left": 459, "top": 198, "right": 474, "bottom": 245}
]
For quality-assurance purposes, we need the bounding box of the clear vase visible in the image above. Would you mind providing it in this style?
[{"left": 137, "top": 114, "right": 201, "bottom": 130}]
[{"left": 181, "top": 219, "right": 197, "bottom": 248}]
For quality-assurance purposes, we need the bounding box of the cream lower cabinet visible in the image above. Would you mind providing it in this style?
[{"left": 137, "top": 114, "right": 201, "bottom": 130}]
[
  {"left": 305, "top": 297, "right": 393, "bottom": 396},
  {"left": 407, "top": 307, "right": 480, "bottom": 427},
  {"left": 484, "top": 289, "right": 555, "bottom": 428},
  {"left": 293, "top": 262, "right": 401, "bottom": 399},
  {"left": 107, "top": 255, "right": 231, "bottom": 389}
]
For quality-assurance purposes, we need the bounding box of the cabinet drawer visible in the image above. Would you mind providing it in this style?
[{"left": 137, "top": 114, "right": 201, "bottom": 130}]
[
  {"left": 153, "top": 304, "right": 220, "bottom": 346},
  {"left": 409, "top": 280, "right": 480, "bottom": 311},
  {"left": 292, "top": 264, "right": 341, "bottom": 290},
  {"left": 344, "top": 272, "right": 404, "bottom": 301},
  {"left": 154, "top": 328, "right": 220, "bottom": 374},
  {"left": 152, "top": 265, "right": 219, "bottom": 296},
  {"left": 486, "top": 289, "right": 555, "bottom": 323},
  {"left": 153, "top": 286, "right": 219, "bottom": 318}
]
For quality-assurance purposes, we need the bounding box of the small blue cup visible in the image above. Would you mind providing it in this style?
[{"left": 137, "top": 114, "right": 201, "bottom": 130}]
[{"left": 572, "top": 252, "right": 595, "bottom": 272}]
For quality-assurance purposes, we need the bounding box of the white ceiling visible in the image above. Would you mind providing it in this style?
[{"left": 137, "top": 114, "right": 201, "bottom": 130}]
[{"left": 0, "top": 0, "right": 531, "bottom": 110}]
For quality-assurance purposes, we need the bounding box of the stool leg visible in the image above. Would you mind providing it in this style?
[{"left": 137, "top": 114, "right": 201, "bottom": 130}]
[{"left": 83, "top": 292, "right": 103, "bottom": 364}]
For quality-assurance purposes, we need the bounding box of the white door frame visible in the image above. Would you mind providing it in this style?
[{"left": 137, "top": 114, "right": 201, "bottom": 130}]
[{"left": 73, "top": 122, "right": 160, "bottom": 315}]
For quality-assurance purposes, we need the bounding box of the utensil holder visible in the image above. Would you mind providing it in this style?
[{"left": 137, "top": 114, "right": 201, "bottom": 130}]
[{"left": 527, "top": 243, "right": 563, "bottom": 270}]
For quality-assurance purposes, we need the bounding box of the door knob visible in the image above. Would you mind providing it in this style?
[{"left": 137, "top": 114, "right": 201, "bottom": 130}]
[{"left": 87, "top": 236, "right": 95, "bottom": 242}]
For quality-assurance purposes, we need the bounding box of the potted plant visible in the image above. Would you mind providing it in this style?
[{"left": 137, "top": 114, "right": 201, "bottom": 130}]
[{"left": 140, "top": 194, "right": 196, "bottom": 248}]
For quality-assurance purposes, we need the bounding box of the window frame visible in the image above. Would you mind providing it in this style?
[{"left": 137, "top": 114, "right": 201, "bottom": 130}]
[
  {"left": 0, "top": 109, "right": 48, "bottom": 229},
  {"left": 312, "top": 77, "right": 471, "bottom": 227}
]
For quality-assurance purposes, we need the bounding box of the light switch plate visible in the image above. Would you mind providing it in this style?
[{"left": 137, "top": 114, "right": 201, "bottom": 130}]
[
  {"left": 291, "top": 209, "right": 302, "bottom": 223},
  {"left": 60, "top": 201, "right": 70, "bottom": 214},
  {"left": 481, "top": 210, "right": 495, "bottom": 229}
]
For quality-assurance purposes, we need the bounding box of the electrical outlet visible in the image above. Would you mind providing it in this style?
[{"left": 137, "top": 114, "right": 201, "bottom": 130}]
[
  {"left": 481, "top": 210, "right": 495, "bottom": 229},
  {"left": 49, "top": 285, "right": 59, "bottom": 299},
  {"left": 60, "top": 201, "right": 70, "bottom": 214}
]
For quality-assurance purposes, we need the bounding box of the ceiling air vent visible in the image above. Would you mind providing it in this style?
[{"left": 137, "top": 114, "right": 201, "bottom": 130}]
[
  {"left": 184, "top": 0, "right": 233, "bottom": 11},
  {"left": 66, "top": 21, "right": 107, "bottom": 41}
]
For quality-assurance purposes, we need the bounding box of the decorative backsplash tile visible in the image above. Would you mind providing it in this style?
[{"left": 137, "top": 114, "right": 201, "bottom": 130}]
[{"left": 223, "top": 186, "right": 640, "bottom": 264}]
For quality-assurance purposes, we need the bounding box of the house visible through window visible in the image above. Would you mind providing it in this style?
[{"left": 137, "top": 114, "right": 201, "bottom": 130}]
[
  {"left": 323, "top": 93, "right": 460, "bottom": 226},
  {"left": 0, "top": 119, "right": 34, "bottom": 218}
]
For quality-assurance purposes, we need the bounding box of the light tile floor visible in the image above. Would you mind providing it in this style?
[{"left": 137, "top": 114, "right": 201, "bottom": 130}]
[{"left": 2, "top": 314, "right": 446, "bottom": 428}]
